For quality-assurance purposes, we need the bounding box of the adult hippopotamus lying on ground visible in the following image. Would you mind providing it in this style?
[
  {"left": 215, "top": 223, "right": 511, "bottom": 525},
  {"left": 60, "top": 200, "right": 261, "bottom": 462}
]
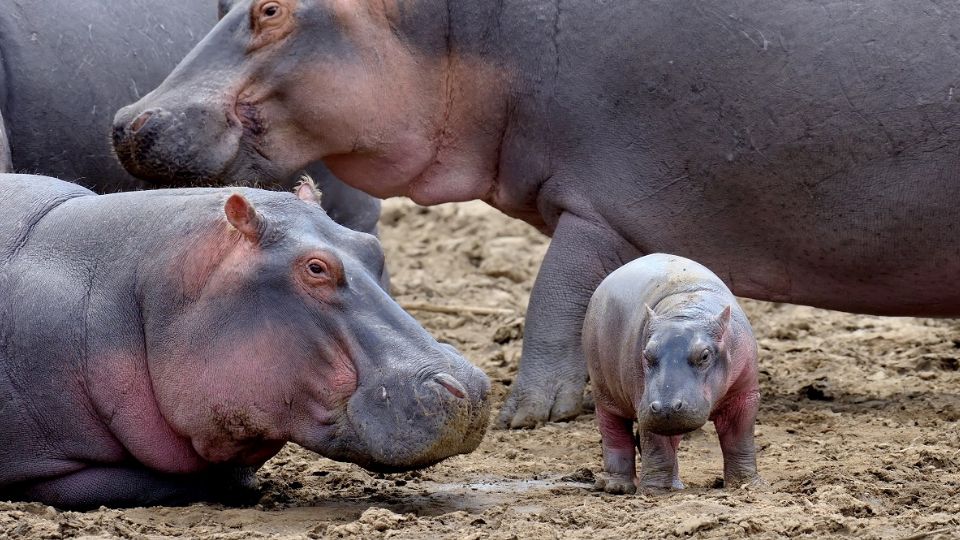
[
  {"left": 0, "top": 174, "right": 489, "bottom": 509},
  {"left": 112, "top": 0, "right": 960, "bottom": 428},
  {"left": 0, "top": 0, "right": 380, "bottom": 236}
]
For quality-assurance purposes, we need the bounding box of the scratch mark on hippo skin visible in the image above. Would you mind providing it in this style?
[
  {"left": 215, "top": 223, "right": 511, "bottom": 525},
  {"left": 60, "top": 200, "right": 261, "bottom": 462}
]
[{"left": 1, "top": 194, "right": 82, "bottom": 265}]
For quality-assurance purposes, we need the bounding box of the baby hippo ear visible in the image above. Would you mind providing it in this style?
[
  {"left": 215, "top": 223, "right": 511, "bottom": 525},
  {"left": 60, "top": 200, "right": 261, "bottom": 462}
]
[
  {"left": 645, "top": 303, "right": 657, "bottom": 321},
  {"left": 295, "top": 174, "right": 323, "bottom": 206},
  {"left": 224, "top": 193, "right": 261, "bottom": 242},
  {"left": 713, "top": 305, "right": 732, "bottom": 341}
]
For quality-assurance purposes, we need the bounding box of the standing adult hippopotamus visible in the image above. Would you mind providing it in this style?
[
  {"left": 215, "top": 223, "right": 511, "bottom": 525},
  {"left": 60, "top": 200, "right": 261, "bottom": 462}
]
[
  {"left": 112, "top": 0, "right": 960, "bottom": 428},
  {"left": 0, "top": 174, "right": 489, "bottom": 509},
  {"left": 0, "top": 0, "right": 380, "bottom": 236}
]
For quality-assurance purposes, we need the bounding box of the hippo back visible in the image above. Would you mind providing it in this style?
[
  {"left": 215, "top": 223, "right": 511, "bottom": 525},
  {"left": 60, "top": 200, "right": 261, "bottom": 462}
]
[
  {"left": 0, "top": 0, "right": 217, "bottom": 192},
  {"left": 0, "top": 174, "right": 93, "bottom": 261},
  {"left": 597, "top": 253, "right": 733, "bottom": 315}
]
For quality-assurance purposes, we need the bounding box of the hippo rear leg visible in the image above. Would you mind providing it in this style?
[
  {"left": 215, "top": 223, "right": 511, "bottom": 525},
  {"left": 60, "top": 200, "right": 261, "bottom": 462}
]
[
  {"left": 10, "top": 465, "right": 260, "bottom": 510},
  {"left": 0, "top": 110, "right": 10, "bottom": 173},
  {"left": 594, "top": 405, "right": 638, "bottom": 494},
  {"left": 497, "top": 212, "right": 638, "bottom": 428},
  {"left": 713, "top": 390, "right": 764, "bottom": 488},
  {"left": 637, "top": 431, "right": 685, "bottom": 491}
]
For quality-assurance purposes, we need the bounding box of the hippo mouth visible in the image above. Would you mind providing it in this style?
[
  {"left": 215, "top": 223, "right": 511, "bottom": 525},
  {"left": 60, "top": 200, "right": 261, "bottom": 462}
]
[
  {"left": 334, "top": 370, "right": 491, "bottom": 473},
  {"left": 639, "top": 414, "right": 708, "bottom": 437}
]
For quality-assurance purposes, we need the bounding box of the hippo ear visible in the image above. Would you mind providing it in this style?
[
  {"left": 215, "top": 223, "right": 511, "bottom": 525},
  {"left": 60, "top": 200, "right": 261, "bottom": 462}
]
[
  {"left": 645, "top": 303, "right": 657, "bottom": 321},
  {"left": 713, "top": 305, "right": 732, "bottom": 341},
  {"left": 295, "top": 174, "right": 323, "bottom": 206},
  {"left": 224, "top": 194, "right": 261, "bottom": 242}
]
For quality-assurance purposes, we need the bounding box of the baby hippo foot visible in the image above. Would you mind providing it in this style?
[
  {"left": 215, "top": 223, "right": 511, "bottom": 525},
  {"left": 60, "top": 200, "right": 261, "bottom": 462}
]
[{"left": 595, "top": 472, "right": 637, "bottom": 495}]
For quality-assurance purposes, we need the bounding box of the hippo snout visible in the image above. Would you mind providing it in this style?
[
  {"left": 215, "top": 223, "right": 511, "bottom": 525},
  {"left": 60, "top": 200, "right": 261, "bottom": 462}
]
[
  {"left": 332, "top": 350, "right": 491, "bottom": 473},
  {"left": 112, "top": 101, "right": 240, "bottom": 185},
  {"left": 639, "top": 395, "right": 709, "bottom": 436}
]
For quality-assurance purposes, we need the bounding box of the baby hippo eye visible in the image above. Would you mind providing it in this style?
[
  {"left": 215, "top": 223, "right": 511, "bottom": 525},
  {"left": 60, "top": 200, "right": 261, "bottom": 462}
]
[
  {"left": 697, "top": 348, "right": 712, "bottom": 366},
  {"left": 644, "top": 353, "right": 658, "bottom": 368}
]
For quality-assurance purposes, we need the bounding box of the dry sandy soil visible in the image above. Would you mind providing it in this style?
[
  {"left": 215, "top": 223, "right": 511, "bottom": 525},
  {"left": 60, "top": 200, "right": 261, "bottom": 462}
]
[{"left": 2, "top": 199, "right": 959, "bottom": 539}]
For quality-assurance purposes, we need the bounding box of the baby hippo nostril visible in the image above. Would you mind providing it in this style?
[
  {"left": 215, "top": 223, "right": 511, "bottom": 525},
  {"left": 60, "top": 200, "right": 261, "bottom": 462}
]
[
  {"left": 432, "top": 373, "right": 467, "bottom": 400},
  {"left": 672, "top": 400, "right": 684, "bottom": 412},
  {"left": 130, "top": 110, "right": 155, "bottom": 134},
  {"left": 650, "top": 401, "right": 662, "bottom": 413}
]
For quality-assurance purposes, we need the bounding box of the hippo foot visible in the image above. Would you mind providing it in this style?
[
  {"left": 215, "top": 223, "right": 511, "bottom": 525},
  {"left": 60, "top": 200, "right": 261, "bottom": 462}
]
[
  {"left": 595, "top": 473, "right": 637, "bottom": 495},
  {"left": 495, "top": 378, "right": 585, "bottom": 429},
  {"left": 638, "top": 477, "right": 685, "bottom": 492},
  {"left": 724, "top": 473, "right": 768, "bottom": 491}
]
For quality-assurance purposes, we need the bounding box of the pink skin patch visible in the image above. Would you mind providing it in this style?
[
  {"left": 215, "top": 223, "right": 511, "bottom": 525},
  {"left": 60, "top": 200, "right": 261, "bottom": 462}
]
[
  {"left": 86, "top": 349, "right": 208, "bottom": 474},
  {"left": 142, "top": 206, "right": 364, "bottom": 468}
]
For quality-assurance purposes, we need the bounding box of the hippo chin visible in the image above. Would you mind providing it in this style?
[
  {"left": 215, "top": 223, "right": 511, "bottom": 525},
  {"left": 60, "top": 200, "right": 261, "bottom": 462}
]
[
  {"left": 113, "top": 0, "right": 960, "bottom": 430},
  {"left": 585, "top": 254, "right": 762, "bottom": 494},
  {"left": 0, "top": 174, "right": 489, "bottom": 509}
]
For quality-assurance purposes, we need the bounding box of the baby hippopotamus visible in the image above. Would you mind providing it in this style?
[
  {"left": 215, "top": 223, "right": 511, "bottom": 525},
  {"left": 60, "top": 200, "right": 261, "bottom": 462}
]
[{"left": 583, "top": 253, "right": 762, "bottom": 494}]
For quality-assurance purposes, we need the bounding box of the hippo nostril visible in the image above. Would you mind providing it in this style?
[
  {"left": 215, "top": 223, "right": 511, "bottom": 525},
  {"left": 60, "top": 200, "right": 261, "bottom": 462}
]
[
  {"left": 672, "top": 400, "right": 684, "bottom": 412},
  {"left": 432, "top": 373, "right": 467, "bottom": 400},
  {"left": 650, "top": 401, "right": 662, "bottom": 413},
  {"left": 130, "top": 110, "right": 155, "bottom": 134}
]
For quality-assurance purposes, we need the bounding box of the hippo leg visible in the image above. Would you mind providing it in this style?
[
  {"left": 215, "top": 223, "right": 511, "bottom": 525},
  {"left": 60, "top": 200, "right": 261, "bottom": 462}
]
[
  {"left": 0, "top": 110, "right": 10, "bottom": 173},
  {"left": 11, "top": 465, "right": 259, "bottom": 510},
  {"left": 497, "top": 213, "right": 637, "bottom": 428},
  {"left": 713, "top": 390, "right": 763, "bottom": 488},
  {"left": 638, "top": 431, "right": 685, "bottom": 490},
  {"left": 594, "top": 405, "right": 638, "bottom": 494}
]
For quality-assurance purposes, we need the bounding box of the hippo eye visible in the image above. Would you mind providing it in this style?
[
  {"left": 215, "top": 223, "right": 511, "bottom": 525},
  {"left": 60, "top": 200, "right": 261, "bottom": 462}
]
[
  {"left": 697, "top": 349, "right": 712, "bottom": 367},
  {"left": 307, "top": 259, "right": 329, "bottom": 278},
  {"left": 643, "top": 353, "right": 658, "bottom": 368},
  {"left": 261, "top": 2, "right": 281, "bottom": 19}
]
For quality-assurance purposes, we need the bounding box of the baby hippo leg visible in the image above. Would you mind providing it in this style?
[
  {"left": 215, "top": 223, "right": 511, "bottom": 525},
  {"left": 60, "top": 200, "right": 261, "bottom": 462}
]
[
  {"left": 638, "top": 431, "right": 684, "bottom": 490},
  {"left": 713, "top": 390, "right": 764, "bottom": 488},
  {"left": 594, "top": 405, "right": 637, "bottom": 494}
]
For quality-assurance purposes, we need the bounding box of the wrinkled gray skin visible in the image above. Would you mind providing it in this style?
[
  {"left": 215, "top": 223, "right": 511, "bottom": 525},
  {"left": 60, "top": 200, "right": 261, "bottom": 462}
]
[
  {"left": 0, "top": 0, "right": 379, "bottom": 236},
  {"left": 585, "top": 254, "right": 761, "bottom": 494},
  {"left": 0, "top": 173, "right": 489, "bottom": 509},
  {"left": 111, "top": 0, "right": 960, "bottom": 429}
]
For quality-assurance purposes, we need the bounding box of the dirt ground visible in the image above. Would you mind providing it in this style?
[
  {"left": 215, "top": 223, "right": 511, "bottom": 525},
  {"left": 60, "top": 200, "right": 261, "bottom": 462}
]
[{"left": 2, "top": 199, "right": 959, "bottom": 539}]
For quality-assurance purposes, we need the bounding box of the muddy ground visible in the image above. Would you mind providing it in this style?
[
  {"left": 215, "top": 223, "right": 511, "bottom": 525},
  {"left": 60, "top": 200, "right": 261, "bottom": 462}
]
[{"left": 2, "top": 199, "right": 959, "bottom": 539}]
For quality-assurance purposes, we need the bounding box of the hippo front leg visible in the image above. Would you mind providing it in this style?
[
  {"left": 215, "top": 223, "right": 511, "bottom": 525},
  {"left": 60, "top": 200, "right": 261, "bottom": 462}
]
[
  {"left": 10, "top": 465, "right": 260, "bottom": 510},
  {"left": 713, "top": 390, "right": 764, "bottom": 488},
  {"left": 497, "top": 212, "right": 638, "bottom": 428},
  {"left": 638, "top": 431, "right": 685, "bottom": 490},
  {"left": 594, "top": 405, "right": 638, "bottom": 494}
]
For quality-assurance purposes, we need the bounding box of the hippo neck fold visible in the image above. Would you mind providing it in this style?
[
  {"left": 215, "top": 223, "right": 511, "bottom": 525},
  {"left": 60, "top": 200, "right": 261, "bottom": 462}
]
[{"left": 328, "top": 0, "right": 517, "bottom": 207}]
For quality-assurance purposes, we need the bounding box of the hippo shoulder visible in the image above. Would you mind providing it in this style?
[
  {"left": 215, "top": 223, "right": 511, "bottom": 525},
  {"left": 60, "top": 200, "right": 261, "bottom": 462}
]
[{"left": 0, "top": 174, "right": 94, "bottom": 260}]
